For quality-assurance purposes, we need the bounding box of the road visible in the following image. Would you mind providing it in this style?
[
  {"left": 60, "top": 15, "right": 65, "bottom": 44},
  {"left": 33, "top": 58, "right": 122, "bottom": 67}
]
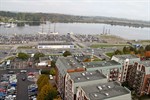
[{"left": 16, "top": 73, "right": 33, "bottom": 100}]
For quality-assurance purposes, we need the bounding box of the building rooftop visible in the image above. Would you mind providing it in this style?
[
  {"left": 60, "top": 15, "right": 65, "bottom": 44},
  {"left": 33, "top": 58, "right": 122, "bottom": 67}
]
[
  {"left": 38, "top": 42, "right": 73, "bottom": 45},
  {"left": 69, "top": 70, "right": 106, "bottom": 83},
  {"left": 81, "top": 81, "right": 130, "bottom": 100},
  {"left": 113, "top": 54, "right": 139, "bottom": 60},
  {"left": 56, "top": 56, "right": 85, "bottom": 76},
  {"left": 84, "top": 60, "right": 121, "bottom": 68},
  {"left": 39, "top": 56, "right": 50, "bottom": 62},
  {"left": 139, "top": 60, "right": 150, "bottom": 67}
]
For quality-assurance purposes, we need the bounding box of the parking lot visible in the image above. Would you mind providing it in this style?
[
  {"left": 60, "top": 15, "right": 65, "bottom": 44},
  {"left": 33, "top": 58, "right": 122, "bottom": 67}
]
[{"left": 0, "top": 68, "right": 39, "bottom": 100}]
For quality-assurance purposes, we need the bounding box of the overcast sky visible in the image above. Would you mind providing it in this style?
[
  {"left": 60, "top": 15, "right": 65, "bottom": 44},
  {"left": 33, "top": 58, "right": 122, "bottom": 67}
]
[{"left": 0, "top": 0, "right": 150, "bottom": 21}]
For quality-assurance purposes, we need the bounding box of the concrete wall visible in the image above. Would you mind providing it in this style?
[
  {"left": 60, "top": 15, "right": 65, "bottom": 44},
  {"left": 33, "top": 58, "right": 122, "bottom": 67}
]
[{"left": 104, "top": 93, "right": 132, "bottom": 100}]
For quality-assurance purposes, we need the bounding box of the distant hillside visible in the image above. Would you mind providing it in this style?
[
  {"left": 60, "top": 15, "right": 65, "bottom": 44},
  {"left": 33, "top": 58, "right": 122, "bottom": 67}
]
[{"left": 0, "top": 11, "right": 150, "bottom": 28}]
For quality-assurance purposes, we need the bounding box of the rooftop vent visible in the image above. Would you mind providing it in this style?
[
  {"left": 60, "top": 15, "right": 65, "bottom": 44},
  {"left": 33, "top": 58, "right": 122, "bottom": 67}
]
[
  {"left": 82, "top": 73, "right": 85, "bottom": 76},
  {"left": 105, "top": 93, "right": 109, "bottom": 96},
  {"left": 97, "top": 86, "right": 102, "bottom": 90},
  {"left": 77, "top": 78, "right": 80, "bottom": 80},
  {"left": 94, "top": 94, "right": 98, "bottom": 97},
  {"left": 86, "top": 77, "right": 90, "bottom": 80},
  {"left": 90, "top": 73, "right": 93, "bottom": 75},
  {"left": 108, "top": 86, "right": 111, "bottom": 88}
]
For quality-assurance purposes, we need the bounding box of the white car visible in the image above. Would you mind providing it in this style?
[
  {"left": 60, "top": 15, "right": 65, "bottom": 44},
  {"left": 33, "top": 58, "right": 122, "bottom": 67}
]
[{"left": 20, "top": 70, "right": 27, "bottom": 73}]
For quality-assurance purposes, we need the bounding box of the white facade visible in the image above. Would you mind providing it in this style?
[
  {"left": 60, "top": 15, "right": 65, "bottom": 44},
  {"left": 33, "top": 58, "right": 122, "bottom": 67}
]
[{"left": 38, "top": 44, "right": 74, "bottom": 49}]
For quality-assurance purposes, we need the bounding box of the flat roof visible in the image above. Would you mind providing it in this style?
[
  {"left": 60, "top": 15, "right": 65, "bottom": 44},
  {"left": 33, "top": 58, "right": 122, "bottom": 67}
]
[
  {"left": 39, "top": 56, "right": 50, "bottom": 61},
  {"left": 69, "top": 70, "right": 106, "bottom": 83},
  {"left": 84, "top": 60, "right": 121, "bottom": 68},
  {"left": 81, "top": 81, "right": 130, "bottom": 100},
  {"left": 38, "top": 42, "right": 73, "bottom": 45},
  {"left": 57, "top": 56, "right": 84, "bottom": 70},
  {"left": 113, "top": 54, "right": 139, "bottom": 60},
  {"left": 138, "top": 60, "right": 150, "bottom": 67}
]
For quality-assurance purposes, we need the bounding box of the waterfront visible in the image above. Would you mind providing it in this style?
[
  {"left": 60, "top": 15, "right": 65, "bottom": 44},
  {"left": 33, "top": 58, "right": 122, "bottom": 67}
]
[{"left": 0, "top": 23, "right": 150, "bottom": 40}]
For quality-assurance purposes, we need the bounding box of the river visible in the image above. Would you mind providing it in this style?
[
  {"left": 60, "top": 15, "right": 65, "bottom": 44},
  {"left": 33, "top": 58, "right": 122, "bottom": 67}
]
[{"left": 0, "top": 23, "right": 149, "bottom": 40}]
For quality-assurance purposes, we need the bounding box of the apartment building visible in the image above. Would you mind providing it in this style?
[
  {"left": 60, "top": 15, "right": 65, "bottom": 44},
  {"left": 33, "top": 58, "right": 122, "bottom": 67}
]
[
  {"left": 56, "top": 56, "right": 85, "bottom": 98},
  {"left": 111, "top": 54, "right": 140, "bottom": 82},
  {"left": 128, "top": 61, "right": 150, "bottom": 96},
  {"left": 55, "top": 55, "right": 133, "bottom": 99},
  {"left": 65, "top": 70, "right": 107, "bottom": 100},
  {"left": 84, "top": 60, "right": 122, "bottom": 81},
  {"left": 76, "top": 81, "right": 131, "bottom": 100}
]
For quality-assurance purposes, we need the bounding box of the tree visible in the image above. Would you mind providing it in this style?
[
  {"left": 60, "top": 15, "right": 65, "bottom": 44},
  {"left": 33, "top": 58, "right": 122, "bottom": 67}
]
[
  {"left": 51, "top": 60, "right": 56, "bottom": 68},
  {"left": 37, "top": 75, "right": 49, "bottom": 89},
  {"left": 114, "top": 49, "right": 122, "bottom": 55},
  {"left": 63, "top": 51, "right": 71, "bottom": 57},
  {"left": 50, "top": 68, "right": 56, "bottom": 76},
  {"left": 37, "top": 83, "right": 54, "bottom": 100},
  {"left": 17, "top": 52, "right": 29, "bottom": 60},
  {"left": 38, "top": 76, "right": 49, "bottom": 91},
  {"left": 44, "top": 87, "right": 57, "bottom": 100},
  {"left": 34, "top": 52, "right": 45, "bottom": 61},
  {"left": 145, "top": 45, "right": 150, "bottom": 51},
  {"left": 123, "top": 46, "right": 130, "bottom": 54}
]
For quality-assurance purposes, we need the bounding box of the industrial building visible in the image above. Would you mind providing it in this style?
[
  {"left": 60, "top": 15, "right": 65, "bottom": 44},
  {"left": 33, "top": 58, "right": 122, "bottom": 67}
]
[{"left": 37, "top": 42, "right": 74, "bottom": 49}]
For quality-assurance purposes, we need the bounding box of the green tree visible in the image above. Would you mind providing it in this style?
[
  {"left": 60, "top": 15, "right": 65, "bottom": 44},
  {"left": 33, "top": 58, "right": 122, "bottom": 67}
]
[
  {"left": 34, "top": 52, "right": 45, "bottom": 61},
  {"left": 63, "top": 51, "right": 72, "bottom": 57},
  {"left": 114, "top": 49, "right": 122, "bottom": 55},
  {"left": 51, "top": 60, "right": 56, "bottom": 68},
  {"left": 17, "top": 52, "right": 29, "bottom": 60},
  {"left": 50, "top": 68, "right": 56, "bottom": 76},
  {"left": 145, "top": 45, "right": 150, "bottom": 51},
  {"left": 123, "top": 46, "right": 130, "bottom": 54}
]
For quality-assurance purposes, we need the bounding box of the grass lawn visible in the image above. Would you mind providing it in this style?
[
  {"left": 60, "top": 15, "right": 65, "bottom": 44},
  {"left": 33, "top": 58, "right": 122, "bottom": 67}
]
[
  {"left": 18, "top": 46, "right": 33, "bottom": 49},
  {"left": 105, "top": 52, "right": 114, "bottom": 58},
  {"left": 93, "top": 56, "right": 102, "bottom": 61}
]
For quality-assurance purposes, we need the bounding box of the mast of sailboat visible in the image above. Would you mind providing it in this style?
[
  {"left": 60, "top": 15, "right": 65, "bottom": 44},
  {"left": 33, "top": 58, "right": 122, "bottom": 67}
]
[
  {"left": 102, "top": 26, "right": 105, "bottom": 34},
  {"left": 48, "top": 21, "right": 51, "bottom": 34},
  {"left": 54, "top": 23, "right": 56, "bottom": 33}
]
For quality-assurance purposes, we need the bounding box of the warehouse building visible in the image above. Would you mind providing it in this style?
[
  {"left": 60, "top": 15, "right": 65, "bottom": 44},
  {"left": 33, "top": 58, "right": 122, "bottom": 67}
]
[{"left": 37, "top": 42, "right": 74, "bottom": 49}]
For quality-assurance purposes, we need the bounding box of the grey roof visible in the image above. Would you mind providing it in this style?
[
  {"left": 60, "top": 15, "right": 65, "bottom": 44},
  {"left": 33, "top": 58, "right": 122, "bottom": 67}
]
[
  {"left": 84, "top": 60, "right": 121, "bottom": 68},
  {"left": 81, "top": 81, "right": 130, "bottom": 100},
  {"left": 38, "top": 42, "right": 73, "bottom": 45},
  {"left": 138, "top": 60, "right": 150, "bottom": 67},
  {"left": 39, "top": 56, "right": 50, "bottom": 61},
  {"left": 113, "top": 54, "right": 139, "bottom": 60},
  {"left": 56, "top": 56, "right": 85, "bottom": 76},
  {"left": 69, "top": 70, "right": 106, "bottom": 83}
]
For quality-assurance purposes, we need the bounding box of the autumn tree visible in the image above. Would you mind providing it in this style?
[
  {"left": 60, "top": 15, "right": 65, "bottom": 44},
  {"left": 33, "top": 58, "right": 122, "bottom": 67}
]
[
  {"left": 37, "top": 82, "right": 57, "bottom": 100},
  {"left": 37, "top": 75, "right": 49, "bottom": 91}
]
